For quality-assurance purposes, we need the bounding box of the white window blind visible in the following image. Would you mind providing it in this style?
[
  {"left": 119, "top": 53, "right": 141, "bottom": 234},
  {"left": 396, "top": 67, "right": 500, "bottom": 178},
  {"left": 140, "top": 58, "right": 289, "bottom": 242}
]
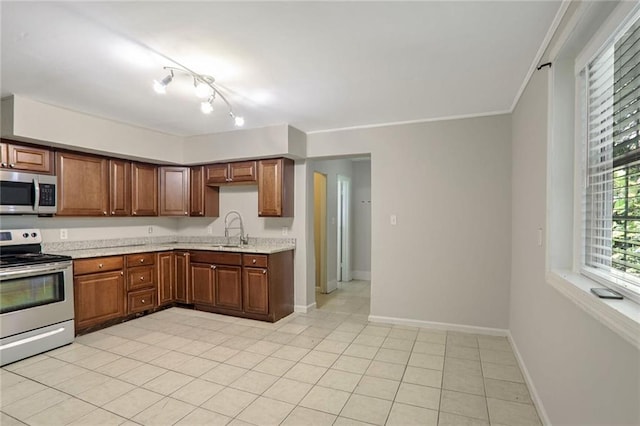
[{"left": 584, "top": 12, "right": 640, "bottom": 295}]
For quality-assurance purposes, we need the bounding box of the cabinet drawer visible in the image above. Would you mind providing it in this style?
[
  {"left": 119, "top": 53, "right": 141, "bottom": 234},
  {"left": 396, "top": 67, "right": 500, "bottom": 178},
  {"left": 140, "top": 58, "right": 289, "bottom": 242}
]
[
  {"left": 127, "top": 289, "right": 156, "bottom": 314},
  {"left": 74, "top": 256, "right": 124, "bottom": 276},
  {"left": 127, "top": 266, "right": 156, "bottom": 291},
  {"left": 243, "top": 254, "right": 268, "bottom": 268},
  {"left": 126, "top": 253, "right": 156, "bottom": 267},
  {"left": 190, "top": 251, "right": 242, "bottom": 266}
]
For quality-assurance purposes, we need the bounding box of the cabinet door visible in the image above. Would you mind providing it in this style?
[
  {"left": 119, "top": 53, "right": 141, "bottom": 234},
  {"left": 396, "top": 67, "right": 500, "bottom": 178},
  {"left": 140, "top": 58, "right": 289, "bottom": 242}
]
[
  {"left": 258, "top": 158, "right": 294, "bottom": 217},
  {"left": 159, "top": 167, "right": 189, "bottom": 216},
  {"left": 131, "top": 163, "right": 158, "bottom": 216},
  {"left": 205, "top": 164, "right": 229, "bottom": 184},
  {"left": 175, "top": 252, "right": 191, "bottom": 303},
  {"left": 0, "top": 143, "right": 7, "bottom": 167},
  {"left": 215, "top": 265, "right": 242, "bottom": 311},
  {"left": 157, "top": 252, "right": 174, "bottom": 306},
  {"left": 229, "top": 161, "right": 257, "bottom": 183},
  {"left": 243, "top": 267, "right": 269, "bottom": 315},
  {"left": 191, "top": 262, "right": 214, "bottom": 305},
  {"left": 56, "top": 152, "right": 109, "bottom": 216},
  {"left": 4, "top": 143, "right": 52, "bottom": 173},
  {"left": 190, "top": 166, "right": 205, "bottom": 216},
  {"left": 74, "top": 270, "right": 125, "bottom": 330},
  {"left": 109, "top": 159, "right": 131, "bottom": 216}
]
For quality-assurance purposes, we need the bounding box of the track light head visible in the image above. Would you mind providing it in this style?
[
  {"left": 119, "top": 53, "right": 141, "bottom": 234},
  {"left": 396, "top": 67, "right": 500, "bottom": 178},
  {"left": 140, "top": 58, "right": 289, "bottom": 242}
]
[{"left": 153, "top": 72, "right": 173, "bottom": 94}]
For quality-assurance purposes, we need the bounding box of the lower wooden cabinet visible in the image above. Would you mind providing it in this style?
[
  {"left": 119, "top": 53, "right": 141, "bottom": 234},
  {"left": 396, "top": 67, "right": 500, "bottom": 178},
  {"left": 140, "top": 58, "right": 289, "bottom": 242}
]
[
  {"left": 243, "top": 267, "right": 269, "bottom": 315},
  {"left": 125, "top": 253, "right": 157, "bottom": 314},
  {"left": 215, "top": 265, "right": 243, "bottom": 311},
  {"left": 191, "top": 262, "right": 215, "bottom": 305},
  {"left": 175, "top": 251, "right": 191, "bottom": 303},
  {"left": 73, "top": 256, "right": 125, "bottom": 332},
  {"left": 73, "top": 249, "right": 293, "bottom": 333},
  {"left": 157, "top": 252, "right": 174, "bottom": 306}
]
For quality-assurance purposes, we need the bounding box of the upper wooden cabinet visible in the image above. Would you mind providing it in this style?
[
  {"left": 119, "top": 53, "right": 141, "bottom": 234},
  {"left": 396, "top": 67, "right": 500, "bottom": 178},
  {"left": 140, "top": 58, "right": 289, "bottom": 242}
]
[
  {"left": 258, "top": 158, "right": 294, "bottom": 217},
  {"left": 131, "top": 162, "right": 158, "bottom": 216},
  {"left": 109, "top": 159, "right": 131, "bottom": 216},
  {"left": 190, "top": 166, "right": 220, "bottom": 217},
  {"left": 159, "top": 166, "right": 189, "bottom": 216},
  {"left": 0, "top": 141, "right": 53, "bottom": 174},
  {"left": 56, "top": 152, "right": 110, "bottom": 216},
  {"left": 205, "top": 161, "right": 257, "bottom": 185}
]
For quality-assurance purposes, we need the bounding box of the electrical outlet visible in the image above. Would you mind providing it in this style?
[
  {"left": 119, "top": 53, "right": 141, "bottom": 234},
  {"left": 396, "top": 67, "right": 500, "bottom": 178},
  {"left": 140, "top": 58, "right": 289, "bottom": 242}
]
[
  {"left": 60, "top": 229, "right": 68, "bottom": 240},
  {"left": 148, "top": 226, "right": 153, "bottom": 234},
  {"left": 282, "top": 227, "right": 288, "bottom": 236},
  {"left": 207, "top": 226, "right": 213, "bottom": 235}
]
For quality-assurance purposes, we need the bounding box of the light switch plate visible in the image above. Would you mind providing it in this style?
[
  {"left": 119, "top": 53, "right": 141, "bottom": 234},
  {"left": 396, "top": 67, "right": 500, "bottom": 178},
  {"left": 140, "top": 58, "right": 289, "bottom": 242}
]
[
  {"left": 60, "top": 229, "right": 68, "bottom": 240},
  {"left": 390, "top": 215, "right": 397, "bottom": 225}
]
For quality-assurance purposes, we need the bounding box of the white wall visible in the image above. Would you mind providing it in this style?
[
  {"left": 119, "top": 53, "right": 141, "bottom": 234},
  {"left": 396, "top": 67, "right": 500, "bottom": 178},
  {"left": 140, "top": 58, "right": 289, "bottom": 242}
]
[
  {"left": 351, "top": 160, "right": 371, "bottom": 279},
  {"left": 509, "top": 9, "right": 640, "bottom": 424},
  {"left": 308, "top": 115, "right": 512, "bottom": 330},
  {"left": 2, "top": 95, "right": 183, "bottom": 164}
]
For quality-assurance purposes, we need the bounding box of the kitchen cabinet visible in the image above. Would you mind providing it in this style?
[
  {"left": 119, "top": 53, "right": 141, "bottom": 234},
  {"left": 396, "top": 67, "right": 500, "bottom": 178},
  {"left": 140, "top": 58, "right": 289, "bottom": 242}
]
[
  {"left": 131, "top": 162, "right": 158, "bottom": 216},
  {"left": 0, "top": 141, "right": 53, "bottom": 173},
  {"left": 109, "top": 159, "right": 131, "bottom": 216},
  {"left": 159, "top": 166, "right": 189, "bottom": 216},
  {"left": 56, "top": 152, "right": 110, "bottom": 216},
  {"left": 190, "top": 251, "right": 242, "bottom": 311},
  {"left": 175, "top": 251, "right": 191, "bottom": 303},
  {"left": 258, "top": 158, "right": 294, "bottom": 217},
  {"left": 125, "top": 253, "right": 157, "bottom": 314},
  {"left": 190, "top": 166, "right": 219, "bottom": 217},
  {"left": 243, "top": 267, "right": 269, "bottom": 315},
  {"left": 157, "top": 252, "right": 174, "bottom": 306},
  {"left": 73, "top": 256, "right": 125, "bottom": 332},
  {"left": 190, "top": 262, "right": 215, "bottom": 305},
  {"left": 205, "top": 161, "right": 257, "bottom": 185}
]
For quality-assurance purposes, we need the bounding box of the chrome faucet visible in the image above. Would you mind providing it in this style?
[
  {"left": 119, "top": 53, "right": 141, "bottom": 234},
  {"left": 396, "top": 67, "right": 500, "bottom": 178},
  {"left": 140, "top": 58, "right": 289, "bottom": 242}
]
[{"left": 224, "top": 210, "right": 248, "bottom": 245}]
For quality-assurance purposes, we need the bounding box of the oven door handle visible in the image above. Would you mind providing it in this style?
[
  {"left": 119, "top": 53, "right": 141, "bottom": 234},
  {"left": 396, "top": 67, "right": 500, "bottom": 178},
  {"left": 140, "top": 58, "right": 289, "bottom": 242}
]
[{"left": 0, "top": 262, "right": 72, "bottom": 280}]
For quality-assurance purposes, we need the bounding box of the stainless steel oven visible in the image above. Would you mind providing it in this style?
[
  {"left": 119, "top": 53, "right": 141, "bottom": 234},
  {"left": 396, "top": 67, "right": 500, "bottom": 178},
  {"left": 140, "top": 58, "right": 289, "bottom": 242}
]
[{"left": 0, "top": 229, "right": 74, "bottom": 366}]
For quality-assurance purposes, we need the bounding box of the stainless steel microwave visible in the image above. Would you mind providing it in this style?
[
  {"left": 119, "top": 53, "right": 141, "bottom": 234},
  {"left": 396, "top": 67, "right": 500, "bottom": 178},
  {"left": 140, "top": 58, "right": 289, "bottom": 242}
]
[{"left": 0, "top": 170, "right": 57, "bottom": 215}]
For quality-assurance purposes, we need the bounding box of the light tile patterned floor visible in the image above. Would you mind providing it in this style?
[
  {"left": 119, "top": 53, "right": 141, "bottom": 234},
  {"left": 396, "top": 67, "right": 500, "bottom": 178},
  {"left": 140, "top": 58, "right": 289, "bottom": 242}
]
[{"left": 1, "top": 281, "right": 541, "bottom": 425}]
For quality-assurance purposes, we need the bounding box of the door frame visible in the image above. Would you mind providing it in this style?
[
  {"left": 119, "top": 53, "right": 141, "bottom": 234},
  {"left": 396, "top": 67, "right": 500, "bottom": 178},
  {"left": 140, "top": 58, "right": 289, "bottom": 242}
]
[
  {"left": 337, "top": 174, "right": 352, "bottom": 282},
  {"left": 314, "top": 172, "right": 328, "bottom": 293}
]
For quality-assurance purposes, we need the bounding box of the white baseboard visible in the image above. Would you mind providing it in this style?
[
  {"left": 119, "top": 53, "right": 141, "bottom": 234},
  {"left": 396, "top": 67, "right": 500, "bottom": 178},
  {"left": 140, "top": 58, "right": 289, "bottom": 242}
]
[
  {"left": 367, "top": 315, "right": 509, "bottom": 336},
  {"left": 294, "top": 303, "right": 316, "bottom": 313},
  {"left": 352, "top": 270, "right": 371, "bottom": 280},
  {"left": 507, "top": 331, "right": 550, "bottom": 426}
]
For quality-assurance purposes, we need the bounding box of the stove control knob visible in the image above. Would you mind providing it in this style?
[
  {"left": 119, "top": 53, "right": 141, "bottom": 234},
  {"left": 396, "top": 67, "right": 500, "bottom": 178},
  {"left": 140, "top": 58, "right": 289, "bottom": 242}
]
[
  {"left": 22, "top": 233, "right": 29, "bottom": 238},
  {"left": 31, "top": 232, "right": 37, "bottom": 238}
]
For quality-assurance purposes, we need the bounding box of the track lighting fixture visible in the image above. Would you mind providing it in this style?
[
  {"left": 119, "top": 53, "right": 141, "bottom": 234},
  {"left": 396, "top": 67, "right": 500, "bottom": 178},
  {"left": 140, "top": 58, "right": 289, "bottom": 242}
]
[
  {"left": 153, "top": 71, "right": 174, "bottom": 94},
  {"left": 153, "top": 65, "right": 244, "bottom": 126}
]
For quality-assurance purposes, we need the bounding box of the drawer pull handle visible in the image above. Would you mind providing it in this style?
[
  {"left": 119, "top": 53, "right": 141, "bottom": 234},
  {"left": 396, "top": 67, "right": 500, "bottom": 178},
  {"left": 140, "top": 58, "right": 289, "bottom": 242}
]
[
  {"left": 98, "top": 263, "right": 103, "bottom": 268},
  {"left": 184, "top": 212, "right": 188, "bottom": 215},
  {"left": 141, "top": 299, "right": 145, "bottom": 303},
  {"left": 0, "top": 162, "right": 6, "bottom": 167},
  {"left": 140, "top": 259, "right": 144, "bottom": 263},
  {"left": 252, "top": 259, "right": 256, "bottom": 264},
  {"left": 111, "top": 211, "right": 115, "bottom": 215},
  {"left": 263, "top": 270, "right": 267, "bottom": 274},
  {"left": 103, "top": 211, "right": 107, "bottom": 215},
  {"left": 9, "top": 163, "right": 15, "bottom": 168},
  {"left": 120, "top": 271, "right": 124, "bottom": 276},
  {"left": 140, "top": 277, "right": 144, "bottom": 281},
  {"left": 211, "top": 265, "right": 216, "bottom": 269}
]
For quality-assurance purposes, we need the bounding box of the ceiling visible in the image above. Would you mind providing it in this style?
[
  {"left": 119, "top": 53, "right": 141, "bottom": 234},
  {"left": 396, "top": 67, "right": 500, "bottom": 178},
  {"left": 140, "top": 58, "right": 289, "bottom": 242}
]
[{"left": 1, "top": 1, "right": 562, "bottom": 137}]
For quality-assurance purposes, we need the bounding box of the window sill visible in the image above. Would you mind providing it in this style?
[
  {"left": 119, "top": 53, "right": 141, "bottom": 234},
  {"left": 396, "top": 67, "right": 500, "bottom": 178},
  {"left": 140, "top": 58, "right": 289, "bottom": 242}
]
[{"left": 547, "top": 270, "right": 640, "bottom": 350}]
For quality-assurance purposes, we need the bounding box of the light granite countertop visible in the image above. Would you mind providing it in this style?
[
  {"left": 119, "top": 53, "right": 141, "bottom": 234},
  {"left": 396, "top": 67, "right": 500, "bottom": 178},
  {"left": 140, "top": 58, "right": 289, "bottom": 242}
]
[{"left": 43, "top": 237, "right": 296, "bottom": 259}]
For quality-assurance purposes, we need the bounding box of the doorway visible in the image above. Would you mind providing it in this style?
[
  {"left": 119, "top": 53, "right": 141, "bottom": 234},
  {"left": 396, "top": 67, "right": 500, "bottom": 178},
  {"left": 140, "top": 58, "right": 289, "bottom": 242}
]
[
  {"left": 337, "top": 175, "right": 351, "bottom": 283},
  {"left": 314, "top": 172, "right": 328, "bottom": 293}
]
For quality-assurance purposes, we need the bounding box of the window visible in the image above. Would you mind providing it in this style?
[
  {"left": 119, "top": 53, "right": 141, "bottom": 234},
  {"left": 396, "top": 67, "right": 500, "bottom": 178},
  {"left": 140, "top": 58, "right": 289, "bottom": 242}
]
[{"left": 583, "top": 11, "right": 640, "bottom": 299}]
